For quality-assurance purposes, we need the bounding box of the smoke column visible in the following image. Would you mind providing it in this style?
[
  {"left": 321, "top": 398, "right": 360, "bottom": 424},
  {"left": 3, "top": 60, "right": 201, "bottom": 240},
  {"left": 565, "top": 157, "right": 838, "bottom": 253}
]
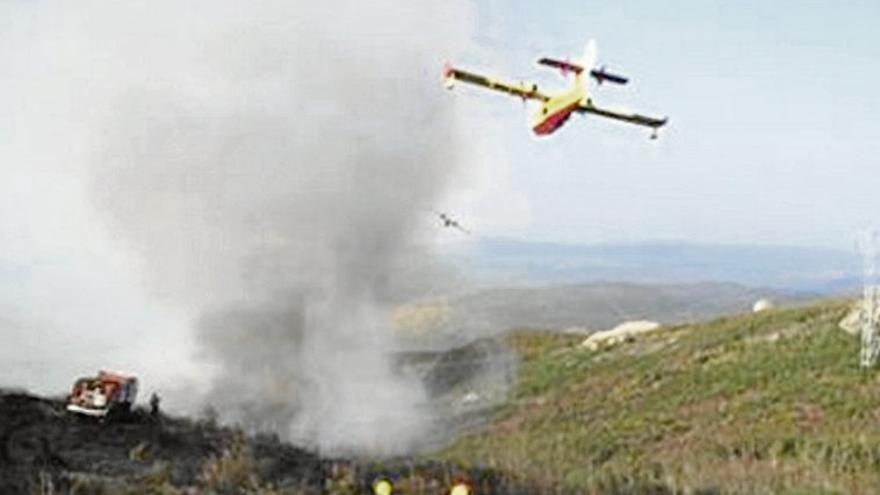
[{"left": 15, "top": 0, "right": 483, "bottom": 454}]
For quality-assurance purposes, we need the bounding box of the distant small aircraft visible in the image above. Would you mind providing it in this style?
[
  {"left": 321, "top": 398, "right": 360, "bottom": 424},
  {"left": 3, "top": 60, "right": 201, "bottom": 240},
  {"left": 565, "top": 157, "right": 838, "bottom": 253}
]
[
  {"left": 443, "top": 40, "right": 667, "bottom": 139},
  {"left": 434, "top": 211, "right": 469, "bottom": 234}
]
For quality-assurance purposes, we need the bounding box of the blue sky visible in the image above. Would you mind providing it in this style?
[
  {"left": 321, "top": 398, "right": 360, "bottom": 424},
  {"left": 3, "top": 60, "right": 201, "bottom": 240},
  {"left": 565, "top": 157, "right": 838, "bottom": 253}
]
[{"left": 449, "top": 0, "right": 880, "bottom": 248}]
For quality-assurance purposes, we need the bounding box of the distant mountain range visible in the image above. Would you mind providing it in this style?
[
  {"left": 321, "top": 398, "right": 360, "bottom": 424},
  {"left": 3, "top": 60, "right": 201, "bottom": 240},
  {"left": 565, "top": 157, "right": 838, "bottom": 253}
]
[
  {"left": 394, "top": 281, "right": 810, "bottom": 348},
  {"left": 445, "top": 281, "right": 790, "bottom": 332},
  {"left": 450, "top": 238, "right": 862, "bottom": 295}
]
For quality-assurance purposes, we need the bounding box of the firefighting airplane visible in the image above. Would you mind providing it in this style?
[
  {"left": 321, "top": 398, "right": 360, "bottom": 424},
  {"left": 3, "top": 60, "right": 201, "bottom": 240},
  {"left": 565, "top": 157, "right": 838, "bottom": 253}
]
[
  {"left": 443, "top": 40, "right": 668, "bottom": 139},
  {"left": 434, "top": 211, "right": 469, "bottom": 234}
]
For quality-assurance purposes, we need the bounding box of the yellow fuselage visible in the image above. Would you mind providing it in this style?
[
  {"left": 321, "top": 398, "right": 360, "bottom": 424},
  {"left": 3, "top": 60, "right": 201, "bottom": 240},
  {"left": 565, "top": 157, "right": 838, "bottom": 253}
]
[{"left": 530, "top": 77, "right": 588, "bottom": 135}]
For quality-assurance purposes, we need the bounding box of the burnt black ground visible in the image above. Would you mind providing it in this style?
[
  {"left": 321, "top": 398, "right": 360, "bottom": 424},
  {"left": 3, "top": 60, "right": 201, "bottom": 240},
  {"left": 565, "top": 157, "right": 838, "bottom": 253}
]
[
  {"left": 0, "top": 390, "right": 332, "bottom": 493},
  {"left": 0, "top": 354, "right": 537, "bottom": 494}
]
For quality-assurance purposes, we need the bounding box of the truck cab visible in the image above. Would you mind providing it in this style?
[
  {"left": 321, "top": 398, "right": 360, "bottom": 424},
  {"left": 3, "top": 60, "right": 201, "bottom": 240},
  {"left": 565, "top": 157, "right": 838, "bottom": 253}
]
[{"left": 66, "top": 370, "right": 138, "bottom": 418}]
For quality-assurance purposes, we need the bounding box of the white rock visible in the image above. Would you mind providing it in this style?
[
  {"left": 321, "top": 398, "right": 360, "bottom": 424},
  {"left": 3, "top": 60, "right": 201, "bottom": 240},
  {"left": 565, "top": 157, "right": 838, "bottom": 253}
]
[
  {"left": 752, "top": 298, "right": 775, "bottom": 313},
  {"left": 581, "top": 320, "right": 661, "bottom": 350},
  {"left": 839, "top": 302, "right": 880, "bottom": 336},
  {"left": 461, "top": 392, "right": 479, "bottom": 404},
  {"left": 839, "top": 306, "right": 861, "bottom": 335}
]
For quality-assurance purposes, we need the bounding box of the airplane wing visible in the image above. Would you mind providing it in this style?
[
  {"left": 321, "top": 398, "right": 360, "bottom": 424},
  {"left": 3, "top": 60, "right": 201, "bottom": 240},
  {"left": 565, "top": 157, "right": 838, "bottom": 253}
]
[
  {"left": 451, "top": 221, "right": 470, "bottom": 235},
  {"left": 576, "top": 100, "right": 667, "bottom": 129},
  {"left": 444, "top": 64, "right": 549, "bottom": 102}
]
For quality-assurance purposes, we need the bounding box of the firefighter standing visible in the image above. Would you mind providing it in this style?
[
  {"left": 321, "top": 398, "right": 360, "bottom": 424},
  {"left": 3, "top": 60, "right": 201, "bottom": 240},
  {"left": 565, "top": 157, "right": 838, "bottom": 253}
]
[{"left": 149, "top": 392, "right": 161, "bottom": 418}]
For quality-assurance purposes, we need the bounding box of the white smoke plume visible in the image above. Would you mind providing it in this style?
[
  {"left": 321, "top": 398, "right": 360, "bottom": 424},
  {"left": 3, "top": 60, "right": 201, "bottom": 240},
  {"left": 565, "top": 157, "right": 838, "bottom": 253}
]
[{"left": 5, "top": 0, "right": 483, "bottom": 455}]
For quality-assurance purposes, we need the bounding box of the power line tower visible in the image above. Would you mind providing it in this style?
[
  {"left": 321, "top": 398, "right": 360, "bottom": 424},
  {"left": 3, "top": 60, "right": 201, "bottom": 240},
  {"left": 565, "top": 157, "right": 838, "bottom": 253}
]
[{"left": 859, "top": 229, "right": 880, "bottom": 368}]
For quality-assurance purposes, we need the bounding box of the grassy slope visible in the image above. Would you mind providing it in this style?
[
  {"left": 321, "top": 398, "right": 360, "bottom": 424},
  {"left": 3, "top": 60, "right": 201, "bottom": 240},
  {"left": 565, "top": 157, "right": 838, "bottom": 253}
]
[{"left": 433, "top": 299, "right": 880, "bottom": 494}]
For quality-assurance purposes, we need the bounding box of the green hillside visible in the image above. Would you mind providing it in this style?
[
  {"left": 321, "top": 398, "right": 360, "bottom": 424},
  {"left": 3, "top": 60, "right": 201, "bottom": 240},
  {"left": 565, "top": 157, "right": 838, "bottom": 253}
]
[{"left": 433, "top": 299, "right": 880, "bottom": 494}]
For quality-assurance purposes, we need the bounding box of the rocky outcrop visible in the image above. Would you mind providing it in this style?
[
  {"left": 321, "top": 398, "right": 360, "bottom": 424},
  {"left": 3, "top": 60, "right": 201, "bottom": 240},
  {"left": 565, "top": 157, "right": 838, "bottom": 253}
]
[{"left": 581, "top": 320, "right": 662, "bottom": 351}]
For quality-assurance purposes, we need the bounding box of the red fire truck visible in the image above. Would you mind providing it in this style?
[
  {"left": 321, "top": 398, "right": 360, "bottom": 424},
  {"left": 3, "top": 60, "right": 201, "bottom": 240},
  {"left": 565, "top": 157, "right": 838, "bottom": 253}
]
[{"left": 66, "top": 370, "right": 139, "bottom": 418}]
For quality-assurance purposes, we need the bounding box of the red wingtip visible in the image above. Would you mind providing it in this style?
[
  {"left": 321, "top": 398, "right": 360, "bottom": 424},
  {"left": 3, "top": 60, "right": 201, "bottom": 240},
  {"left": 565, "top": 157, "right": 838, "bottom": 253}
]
[
  {"left": 442, "top": 61, "right": 453, "bottom": 79},
  {"left": 442, "top": 61, "right": 456, "bottom": 89}
]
